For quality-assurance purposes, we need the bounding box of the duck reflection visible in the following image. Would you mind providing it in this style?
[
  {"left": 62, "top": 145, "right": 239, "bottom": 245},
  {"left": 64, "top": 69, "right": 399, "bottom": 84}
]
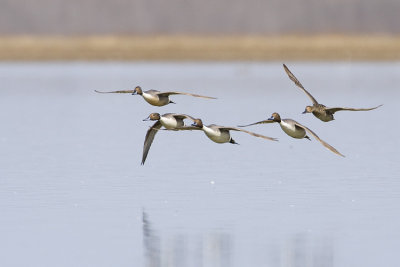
[
  {"left": 142, "top": 210, "right": 161, "bottom": 267},
  {"left": 267, "top": 233, "right": 334, "bottom": 267},
  {"left": 142, "top": 211, "right": 333, "bottom": 267},
  {"left": 142, "top": 211, "right": 232, "bottom": 267}
]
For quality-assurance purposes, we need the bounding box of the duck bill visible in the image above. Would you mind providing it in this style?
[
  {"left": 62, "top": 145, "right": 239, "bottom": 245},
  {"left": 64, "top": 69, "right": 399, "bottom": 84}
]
[
  {"left": 143, "top": 116, "right": 150, "bottom": 121},
  {"left": 302, "top": 110, "right": 307, "bottom": 114},
  {"left": 268, "top": 116, "right": 274, "bottom": 121}
]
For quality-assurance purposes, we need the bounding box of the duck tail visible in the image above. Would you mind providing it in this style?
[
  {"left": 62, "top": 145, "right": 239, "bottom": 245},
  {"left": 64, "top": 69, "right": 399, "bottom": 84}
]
[{"left": 229, "top": 138, "right": 239, "bottom": 145}]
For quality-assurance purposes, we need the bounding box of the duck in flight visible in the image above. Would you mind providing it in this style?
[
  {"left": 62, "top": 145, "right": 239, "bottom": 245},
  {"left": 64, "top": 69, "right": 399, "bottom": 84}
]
[
  {"left": 180, "top": 118, "right": 278, "bottom": 145},
  {"left": 141, "top": 113, "right": 196, "bottom": 165},
  {"left": 239, "top": 112, "right": 344, "bottom": 157},
  {"left": 95, "top": 86, "right": 216, "bottom": 106},
  {"left": 283, "top": 64, "right": 382, "bottom": 122}
]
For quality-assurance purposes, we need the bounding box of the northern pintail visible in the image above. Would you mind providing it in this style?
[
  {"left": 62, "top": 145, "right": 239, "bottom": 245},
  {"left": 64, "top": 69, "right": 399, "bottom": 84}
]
[
  {"left": 95, "top": 86, "right": 216, "bottom": 106},
  {"left": 283, "top": 64, "right": 382, "bottom": 122},
  {"left": 180, "top": 118, "right": 277, "bottom": 144},
  {"left": 239, "top": 112, "right": 344, "bottom": 157},
  {"left": 141, "top": 113, "right": 195, "bottom": 164}
]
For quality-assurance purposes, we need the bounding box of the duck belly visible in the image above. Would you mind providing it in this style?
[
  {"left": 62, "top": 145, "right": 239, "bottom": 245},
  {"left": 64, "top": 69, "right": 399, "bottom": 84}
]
[
  {"left": 160, "top": 116, "right": 182, "bottom": 129},
  {"left": 143, "top": 93, "right": 169, "bottom": 106},
  {"left": 313, "top": 111, "right": 333, "bottom": 122},
  {"left": 280, "top": 122, "right": 306, "bottom": 139},
  {"left": 203, "top": 127, "right": 230, "bottom": 143}
]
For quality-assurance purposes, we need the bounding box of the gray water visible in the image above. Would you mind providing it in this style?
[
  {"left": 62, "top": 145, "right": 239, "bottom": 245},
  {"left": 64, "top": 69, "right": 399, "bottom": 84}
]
[{"left": 0, "top": 62, "right": 399, "bottom": 267}]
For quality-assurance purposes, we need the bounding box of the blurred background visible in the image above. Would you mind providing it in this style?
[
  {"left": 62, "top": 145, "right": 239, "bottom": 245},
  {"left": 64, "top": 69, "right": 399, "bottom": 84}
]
[{"left": 1, "top": 0, "right": 399, "bottom": 60}]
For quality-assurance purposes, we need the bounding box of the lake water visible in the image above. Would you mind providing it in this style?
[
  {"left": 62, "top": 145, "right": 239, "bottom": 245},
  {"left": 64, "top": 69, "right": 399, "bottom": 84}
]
[{"left": 0, "top": 62, "right": 399, "bottom": 267}]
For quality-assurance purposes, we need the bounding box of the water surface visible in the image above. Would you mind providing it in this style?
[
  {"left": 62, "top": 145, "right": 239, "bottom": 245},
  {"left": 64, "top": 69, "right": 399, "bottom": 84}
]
[{"left": 0, "top": 62, "right": 399, "bottom": 267}]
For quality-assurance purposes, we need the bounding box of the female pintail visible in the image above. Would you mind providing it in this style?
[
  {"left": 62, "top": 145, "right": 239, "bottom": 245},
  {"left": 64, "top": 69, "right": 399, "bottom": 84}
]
[{"left": 283, "top": 64, "right": 382, "bottom": 122}]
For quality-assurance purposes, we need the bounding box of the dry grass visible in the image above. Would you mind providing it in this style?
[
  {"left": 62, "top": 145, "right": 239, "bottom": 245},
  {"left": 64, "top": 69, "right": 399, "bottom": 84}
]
[{"left": 1, "top": 35, "right": 400, "bottom": 61}]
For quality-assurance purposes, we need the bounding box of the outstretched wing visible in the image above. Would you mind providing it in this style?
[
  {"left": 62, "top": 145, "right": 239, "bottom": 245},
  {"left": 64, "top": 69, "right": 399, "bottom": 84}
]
[
  {"left": 172, "top": 126, "right": 202, "bottom": 131},
  {"left": 172, "top": 114, "right": 197, "bottom": 122},
  {"left": 293, "top": 121, "right": 345, "bottom": 157},
  {"left": 141, "top": 121, "right": 162, "bottom": 165},
  {"left": 220, "top": 127, "right": 278, "bottom": 141},
  {"left": 158, "top": 91, "right": 216, "bottom": 99},
  {"left": 325, "top": 104, "right": 383, "bottom": 114},
  {"left": 94, "top": 90, "right": 135, "bottom": 94},
  {"left": 283, "top": 64, "right": 319, "bottom": 105},
  {"left": 238, "top": 120, "right": 274, "bottom": 127}
]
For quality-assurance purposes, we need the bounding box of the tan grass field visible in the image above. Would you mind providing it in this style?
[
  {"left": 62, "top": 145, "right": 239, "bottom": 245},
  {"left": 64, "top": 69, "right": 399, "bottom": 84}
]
[{"left": 1, "top": 35, "right": 399, "bottom": 61}]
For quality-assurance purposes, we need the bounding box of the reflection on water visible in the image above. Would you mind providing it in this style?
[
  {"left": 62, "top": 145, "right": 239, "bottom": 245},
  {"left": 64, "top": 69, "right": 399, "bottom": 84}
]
[
  {"left": 143, "top": 210, "right": 333, "bottom": 267},
  {"left": 143, "top": 210, "right": 232, "bottom": 267},
  {"left": 0, "top": 62, "right": 398, "bottom": 267},
  {"left": 143, "top": 210, "right": 161, "bottom": 267},
  {"left": 275, "top": 234, "right": 334, "bottom": 267}
]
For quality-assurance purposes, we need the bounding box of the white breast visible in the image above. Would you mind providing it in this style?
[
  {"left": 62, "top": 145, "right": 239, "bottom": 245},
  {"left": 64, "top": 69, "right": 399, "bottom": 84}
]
[
  {"left": 142, "top": 92, "right": 159, "bottom": 105},
  {"left": 280, "top": 120, "right": 306, "bottom": 139},
  {"left": 202, "top": 126, "right": 230, "bottom": 143},
  {"left": 160, "top": 116, "right": 179, "bottom": 129},
  {"left": 142, "top": 92, "right": 169, "bottom": 106}
]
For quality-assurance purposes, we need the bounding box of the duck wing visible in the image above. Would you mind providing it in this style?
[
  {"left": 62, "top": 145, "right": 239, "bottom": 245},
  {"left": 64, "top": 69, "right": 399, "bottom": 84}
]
[
  {"left": 94, "top": 90, "right": 135, "bottom": 94},
  {"left": 238, "top": 120, "right": 275, "bottom": 127},
  {"left": 172, "top": 126, "right": 203, "bottom": 131},
  {"left": 172, "top": 114, "right": 197, "bottom": 121},
  {"left": 158, "top": 91, "right": 216, "bottom": 99},
  {"left": 293, "top": 121, "right": 345, "bottom": 157},
  {"left": 325, "top": 104, "right": 383, "bottom": 114},
  {"left": 141, "top": 121, "right": 162, "bottom": 165},
  {"left": 283, "top": 64, "right": 319, "bottom": 105},
  {"left": 219, "top": 126, "right": 278, "bottom": 141}
]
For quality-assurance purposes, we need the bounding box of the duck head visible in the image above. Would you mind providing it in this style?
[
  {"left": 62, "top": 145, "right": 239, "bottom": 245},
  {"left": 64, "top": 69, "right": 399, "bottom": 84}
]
[
  {"left": 268, "top": 112, "right": 281, "bottom": 123},
  {"left": 133, "top": 86, "right": 143, "bottom": 95},
  {"left": 303, "top": 106, "right": 313, "bottom": 114},
  {"left": 191, "top": 118, "right": 203, "bottom": 128},
  {"left": 143, "top": 113, "right": 160, "bottom": 121}
]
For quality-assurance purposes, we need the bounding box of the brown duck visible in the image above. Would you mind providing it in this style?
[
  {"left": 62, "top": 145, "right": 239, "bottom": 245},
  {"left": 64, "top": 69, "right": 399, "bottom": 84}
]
[{"left": 283, "top": 64, "right": 382, "bottom": 122}]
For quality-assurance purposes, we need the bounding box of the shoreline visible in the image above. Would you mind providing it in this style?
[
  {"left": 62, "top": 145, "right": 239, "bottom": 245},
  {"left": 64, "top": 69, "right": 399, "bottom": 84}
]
[{"left": 1, "top": 35, "right": 399, "bottom": 61}]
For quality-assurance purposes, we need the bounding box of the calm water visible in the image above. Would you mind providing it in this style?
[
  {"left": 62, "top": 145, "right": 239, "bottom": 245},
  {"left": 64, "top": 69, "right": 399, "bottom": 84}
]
[{"left": 0, "top": 62, "right": 399, "bottom": 267}]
